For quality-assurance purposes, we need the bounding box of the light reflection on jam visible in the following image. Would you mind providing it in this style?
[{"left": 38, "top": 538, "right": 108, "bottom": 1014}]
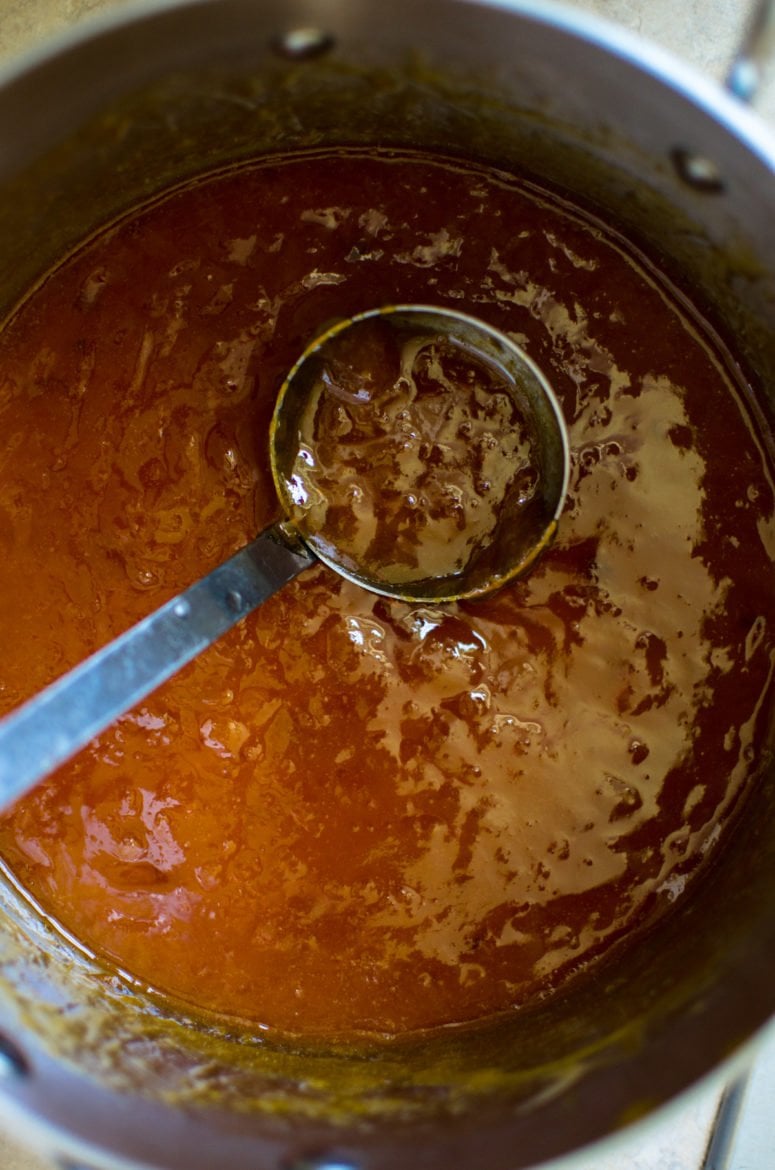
[{"left": 0, "top": 152, "right": 772, "bottom": 1037}]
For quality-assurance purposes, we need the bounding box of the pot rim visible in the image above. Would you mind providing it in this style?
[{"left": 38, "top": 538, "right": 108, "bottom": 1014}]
[{"left": 0, "top": 0, "right": 773, "bottom": 176}]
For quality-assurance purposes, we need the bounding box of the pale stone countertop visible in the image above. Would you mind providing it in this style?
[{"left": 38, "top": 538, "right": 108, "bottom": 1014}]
[{"left": 0, "top": 1, "right": 772, "bottom": 1169}]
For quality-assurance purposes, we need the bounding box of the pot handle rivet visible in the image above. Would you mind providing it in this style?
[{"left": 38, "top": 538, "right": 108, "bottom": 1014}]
[
  {"left": 273, "top": 28, "right": 335, "bottom": 60},
  {"left": 670, "top": 148, "right": 725, "bottom": 193}
]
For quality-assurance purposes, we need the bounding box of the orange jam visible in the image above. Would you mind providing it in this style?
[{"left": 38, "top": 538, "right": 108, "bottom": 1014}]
[{"left": 0, "top": 151, "right": 773, "bottom": 1038}]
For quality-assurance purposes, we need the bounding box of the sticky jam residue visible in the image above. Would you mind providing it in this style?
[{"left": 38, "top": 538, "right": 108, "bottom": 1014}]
[
  {"left": 280, "top": 315, "right": 542, "bottom": 589},
  {"left": 0, "top": 151, "right": 772, "bottom": 1038}
]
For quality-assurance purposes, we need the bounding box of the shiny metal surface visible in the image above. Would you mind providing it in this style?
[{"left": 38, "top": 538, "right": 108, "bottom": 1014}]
[
  {"left": 726, "top": 0, "right": 775, "bottom": 101},
  {"left": 707, "top": 1022, "right": 775, "bottom": 1169},
  {"left": 272, "top": 305, "right": 570, "bottom": 601},
  {"left": 560, "top": 1020, "right": 775, "bottom": 1170}
]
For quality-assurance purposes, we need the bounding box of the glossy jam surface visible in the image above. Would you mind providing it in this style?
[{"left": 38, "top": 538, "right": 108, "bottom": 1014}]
[
  {"left": 0, "top": 152, "right": 773, "bottom": 1037},
  {"left": 279, "top": 314, "right": 542, "bottom": 592}
]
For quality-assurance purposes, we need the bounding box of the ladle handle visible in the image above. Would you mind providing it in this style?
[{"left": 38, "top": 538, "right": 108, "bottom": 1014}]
[
  {"left": 726, "top": 0, "right": 775, "bottom": 102},
  {"left": 0, "top": 523, "right": 314, "bottom": 810}
]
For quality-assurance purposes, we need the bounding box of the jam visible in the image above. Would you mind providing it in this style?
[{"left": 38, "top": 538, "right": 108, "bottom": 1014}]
[{"left": 0, "top": 150, "right": 772, "bottom": 1038}]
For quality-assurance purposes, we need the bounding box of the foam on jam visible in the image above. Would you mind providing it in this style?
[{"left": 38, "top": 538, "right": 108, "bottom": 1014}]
[{"left": 0, "top": 151, "right": 772, "bottom": 1037}]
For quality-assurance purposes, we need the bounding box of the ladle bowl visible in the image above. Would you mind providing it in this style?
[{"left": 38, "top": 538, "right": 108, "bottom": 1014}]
[{"left": 272, "top": 305, "right": 569, "bottom": 601}]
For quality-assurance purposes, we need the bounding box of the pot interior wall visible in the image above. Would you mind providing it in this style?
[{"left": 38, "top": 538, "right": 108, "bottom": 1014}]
[{"left": 0, "top": 2, "right": 773, "bottom": 1169}]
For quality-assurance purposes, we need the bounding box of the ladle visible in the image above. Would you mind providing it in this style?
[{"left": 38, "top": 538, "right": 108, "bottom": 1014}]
[{"left": 0, "top": 305, "right": 569, "bottom": 807}]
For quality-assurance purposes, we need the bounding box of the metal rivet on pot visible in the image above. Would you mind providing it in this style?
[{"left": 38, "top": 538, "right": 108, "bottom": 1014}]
[
  {"left": 0, "top": 1032, "right": 28, "bottom": 1078},
  {"left": 273, "top": 27, "right": 335, "bottom": 60},
  {"left": 671, "top": 148, "right": 725, "bottom": 193}
]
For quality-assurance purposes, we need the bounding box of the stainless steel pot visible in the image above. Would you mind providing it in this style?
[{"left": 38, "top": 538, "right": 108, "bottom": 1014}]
[{"left": 0, "top": 2, "right": 774, "bottom": 1168}]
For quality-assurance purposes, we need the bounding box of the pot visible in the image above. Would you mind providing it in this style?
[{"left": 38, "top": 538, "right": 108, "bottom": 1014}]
[{"left": 0, "top": 1, "right": 773, "bottom": 1168}]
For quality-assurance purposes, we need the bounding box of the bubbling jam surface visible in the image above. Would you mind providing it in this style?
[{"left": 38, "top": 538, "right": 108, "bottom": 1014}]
[{"left": 0, "top": 151, "right": 773, "bottom": 1037}]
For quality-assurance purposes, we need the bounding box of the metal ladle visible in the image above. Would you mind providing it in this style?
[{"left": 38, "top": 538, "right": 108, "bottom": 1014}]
[{"left": 0, "top": 305, "right": 569, "bottom": 807}]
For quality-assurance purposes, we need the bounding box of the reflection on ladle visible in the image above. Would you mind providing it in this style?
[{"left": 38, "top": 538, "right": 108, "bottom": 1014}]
[{"left": 0, "top": 305, "right": 569, "bottom": 807}]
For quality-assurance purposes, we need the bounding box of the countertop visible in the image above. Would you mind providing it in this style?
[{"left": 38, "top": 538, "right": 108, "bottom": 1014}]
[{"left": 0, "top": 0, "right": 772, "bottom": 1168}]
